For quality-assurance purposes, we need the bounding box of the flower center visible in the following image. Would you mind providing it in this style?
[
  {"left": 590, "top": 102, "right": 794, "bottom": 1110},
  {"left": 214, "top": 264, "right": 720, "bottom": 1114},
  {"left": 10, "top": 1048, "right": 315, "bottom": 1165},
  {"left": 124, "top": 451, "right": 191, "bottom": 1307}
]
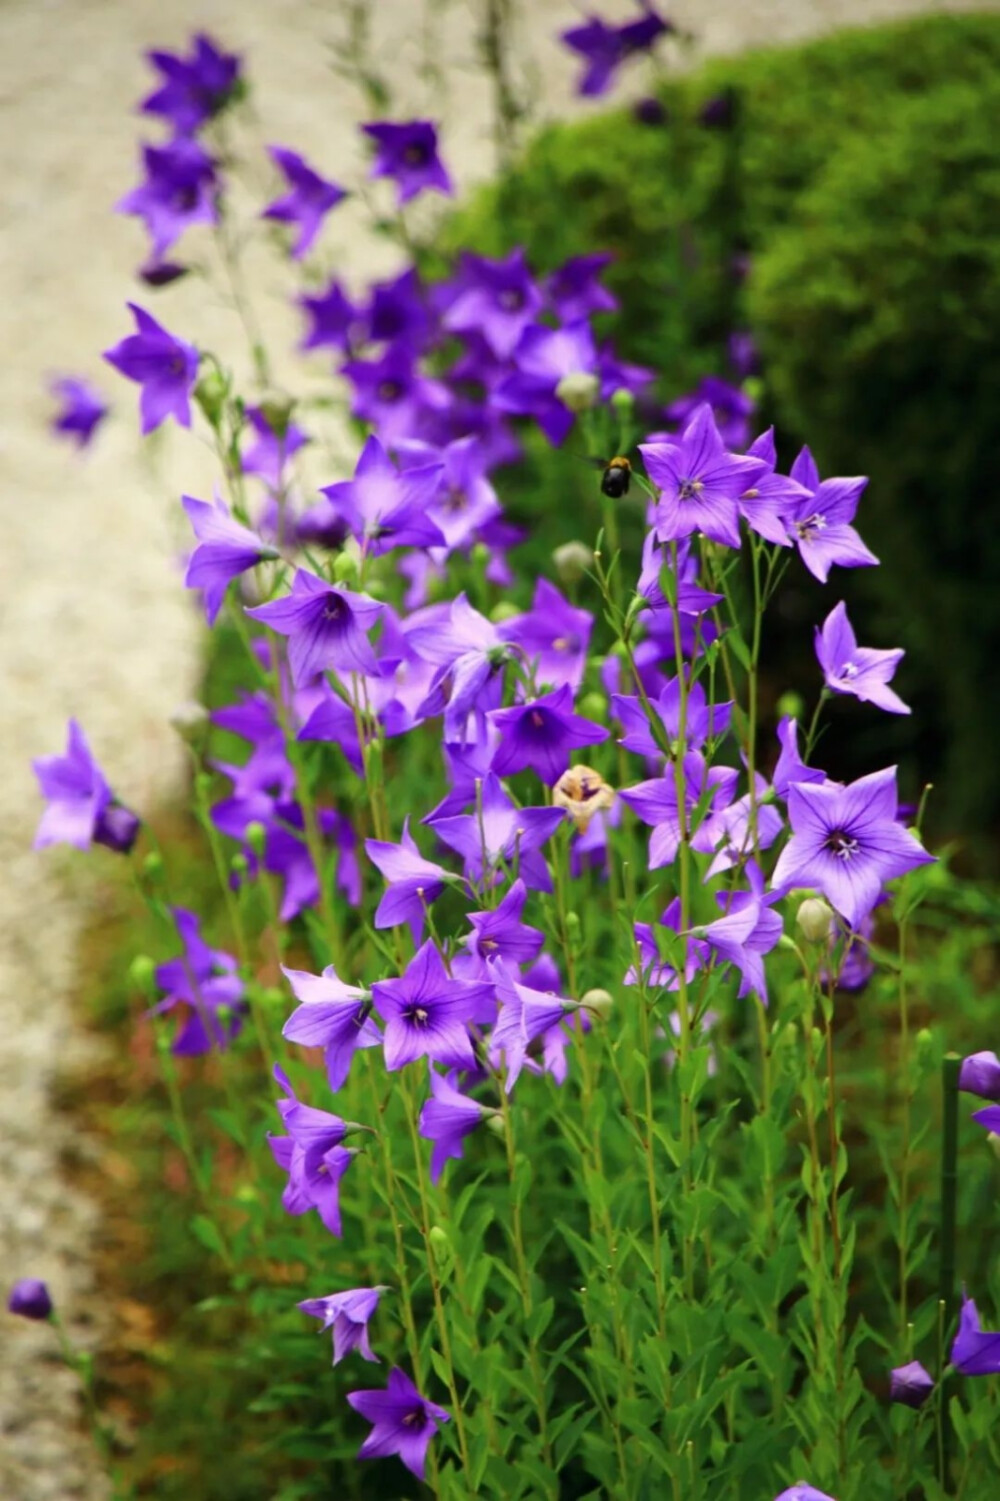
[
  {"left": 796, "top": 512, "right": 827, "bottom": 540},
  {"left": 403, "top": 142, "right": 430, "bottom": 167},
  {"left": 839, "top": 660, "right": 859, "bottom": 680},
  {"left": 479, "top": 937, "right": 498, "bottom": 952},
  {"left": 377, "top": 379, "right": 402, "bottom": 402},
  {"left": 498, "top": 288, "right": 524, "bottom": 312},
  {"left": 678, "top": 479, "right": 704, "bottom": 501},
  {"left": 530, "top": 711, "right": 545, "bottom": 729},
  {"left": 825, "top": 829, "right": 860, "bottom": 861},
  {"left": 402, "top": 1405, "right": 427, "bottom": 1428},
  {"left": 406, "top": 1005, "right": 430, "bottom": 1028},
  {"left": 323, "top": 594, "right": 347, "bottom": 621},
  {"left": 444, "top": 487, "right": 467, "bottom": 512}
]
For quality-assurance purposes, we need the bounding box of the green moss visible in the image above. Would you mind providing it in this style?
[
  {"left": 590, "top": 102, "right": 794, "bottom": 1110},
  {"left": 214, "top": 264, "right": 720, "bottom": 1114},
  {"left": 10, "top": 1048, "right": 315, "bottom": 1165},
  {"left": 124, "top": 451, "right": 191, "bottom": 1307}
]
[{"left": 439, "top": 11, "right": 1000, "bottom": 851}]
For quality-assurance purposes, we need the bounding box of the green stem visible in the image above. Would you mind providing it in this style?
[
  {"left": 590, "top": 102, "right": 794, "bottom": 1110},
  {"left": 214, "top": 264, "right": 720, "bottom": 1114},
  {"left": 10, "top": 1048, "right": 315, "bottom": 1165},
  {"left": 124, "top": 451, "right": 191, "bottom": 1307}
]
[{"left": 939, "top": 1053, "right": 961, "bottom": 1493}]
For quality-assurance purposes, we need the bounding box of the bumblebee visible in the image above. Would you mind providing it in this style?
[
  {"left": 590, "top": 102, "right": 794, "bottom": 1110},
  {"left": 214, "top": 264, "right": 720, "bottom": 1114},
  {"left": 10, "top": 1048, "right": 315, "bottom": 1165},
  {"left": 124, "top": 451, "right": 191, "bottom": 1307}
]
[{"left": 599, "top": 455, "right": 632, "bottom": 499}]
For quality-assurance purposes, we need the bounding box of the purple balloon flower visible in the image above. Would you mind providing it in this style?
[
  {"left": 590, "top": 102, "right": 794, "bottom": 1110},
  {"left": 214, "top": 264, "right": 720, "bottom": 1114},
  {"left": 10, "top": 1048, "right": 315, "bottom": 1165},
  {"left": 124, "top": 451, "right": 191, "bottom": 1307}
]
[
  {"left": 489, "top": 685, "right": 608, "bottom": 785},
  {"left": 785, "top": 447, "right": 878, "bottom": 583},
  {"left": 317, "top": 435, "right": 445, "bottom": 556},
  {"left": 262, "top": 146, "right": 346, "bottom": 258},
  {"left": 815, "top": 602, "right": 910, "bottom": 715},
  {"left": 365, "top": 819, "right": 456, "bottom": 941},
  {"left": 772, "top": 716, "right": 825, "bottom": 799},
  {"left": 268, "top": 1065, "right": 360, "bottom": 1237},
  {"left": 103, "top": 302, "right": 198, "bottom": 434},
  {"left": 951, "top": 1292, "right": 1000, "bottom": 1375},
  {"left": 696, "top": 863, "right": 784, "bottom": 1004},
  {"left": 453, "top": 878, "right": 545, "bottom": 981},
  {"left": 889, "top": 1360, "right": 934, "bottom": 1408},
  {"left": 246, "top": 569, "right": 383, "bottom": 687},
  {"left": 494, "top": 320, "right": 599, "bottom": 446},
  {"left": 545, "top": 253, "right": 618, "bottom": 321},
  {"left": 7, "top": 1279, "right": 53, "bottom": 1321},
  {"left": 663, "top": 375, "right": 757, "bottom": 452},
  {"left": 620, "top": 752, "right": 739, "bottom": 869},
  {"left": 430, "top": 771, "right": 566, "bottom": 892},
  {"left": 560, "top": 5, "right": 672, "bottom": 97},
  {"left": 490, "top": 963, "right": 575, "bottom": 1092},
  {"left": 152, "top": 907, "right": 245, "bottom": 1055},
  {"left": 140, "top": 32, "right": 241, "bottom": 134},
  {"left": 640, "top": 403, "right": 767, "bottom": 549},
  {"left": 49, "top": 376, "right": 108, "bottom": 449},
  {"left": 443, "top": 250, "right": 543, "bottom": 360},
  {"left": 773, "top": 1487, "right": 836, "bottom": 1501},
  {"left": 241, "top": 405, "right": 310, "bottom": 492},
  {"left": 182, "top": 493, "right": 278, "bottom": 625},
  {"left": 281, "top": 964, "right": 381, "bottom": 1092},
  {"left": 738, "top": 427, "right": 811, "bottom": 545},
  {"left": 771, "top": 767, "right": 934, "bottom": 929},
  {"left": 498, "top": 579, "right": 594, "bottom": 693},
  {"left": 371, "top": 942, "right": 495, "bottom": 1072},
  {"left": 33, "top": 718, "right": 140, "bottom": 854},
  {"left": 298, "top": 1286, "right": 385, "bottom": 1365},
  {"left": 347, "top": 1366, "right": 450, "bottom": 1481},
  {"left": 419, "top": 1069, "right": 493, "bottom": 1182},
  {"left": 117, "top": 137, "right": 218, "bottom": 264},
  {"left": 298, "top": 277, "right": 359, "bottom": 353},
  {"left": 959, "top": 1051, "right": 1000, "bottom": 1101},
  {"left": 361, "top": 120, "right": 452, "bottom": 206}
]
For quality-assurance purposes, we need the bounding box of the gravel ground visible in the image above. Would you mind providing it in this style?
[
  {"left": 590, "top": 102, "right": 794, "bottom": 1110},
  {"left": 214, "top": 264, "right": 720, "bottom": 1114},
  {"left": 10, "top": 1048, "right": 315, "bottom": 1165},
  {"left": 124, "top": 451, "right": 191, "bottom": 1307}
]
[{"left": 0, "top": 2, "right": 994, "bottom": 1496}]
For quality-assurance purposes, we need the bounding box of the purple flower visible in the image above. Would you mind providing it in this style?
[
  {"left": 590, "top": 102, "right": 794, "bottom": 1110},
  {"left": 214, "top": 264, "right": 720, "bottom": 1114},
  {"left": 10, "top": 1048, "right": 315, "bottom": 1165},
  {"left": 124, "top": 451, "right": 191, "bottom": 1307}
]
[
  {"left": 696, "top": 863, "right": 783, "bottom": 1003},
  {"left": 49, "top": 377, "right": 107, "bottom": 449},
  {"left": 419, "top": 1069, "right": 493, "bottom": 1182},
  {"left": 545, "top": 253, "right": 618, "bottom": 321},
  {"left": 298, "top": 278, "right": 359, "bottom": 353},
  {"left": 641, "top": 403, "right": 767, "bottom": 549},
  {"left": 281, "top": 964, "right": 381, "bottom": 1092},
  {"left": 318, "top": 435, "right": 445, "bottom": 555},
  {"left": 620, "top": 753, "right": 738, "bottom": 869},
  {"left": 140, "top": 33, "right": 241, "bottom": 133},
  {"left": 786, "top": 447, "right": 878, "bottom": 583},
  {"left": 772, "top": 716, "right": 825, "bottom": 799},
  {"left": 246, "top": 570, "right": 383, "bottom": 687},
  {"left": 182, "top": 494, "right": 278, "bottom": 625},
  {"left": 117, "top": 137, "right": 218, "bottom": 264},
  {"left": 33, "top": 719, "right": 140, "bottom": 854},
  {"left": 365, "top": 821, "right": 455, "bottom": 941},
  {"left": 495, "top": 321, "right": 599, "bottom": 446},
  {"left": 489, "top": 685, "right": 608, "bottom": 785},
  {"left": 395, "top": 435, "right": 502, "bottom": 554},
  {"left": 366, "top": 267, "right": 431, "bottom": 346},
  {"left": 361, "top": 120, "right": 452, "bottom": 206},
  {"left": 960, "top": 1051, "right": 1000, "bottom": 1101},
  {"left": 771, "top": 767, "right": 934, "bottom": 929},
  {"left": 443, "top": 250, "right": 543, "bottom": 360},
  {"left": 490, "top": 963, "right": 574, "bottom": 1091},
  {"left": 241, "top": 405, "right": 310, "bottom": 492},
  {"left": 430, "top": 771, "right": 566, "bottom": 891},
  {"left": 815, "top": 602, "right": 910, "bottom": 715},
  {"left": 371, "top": 942, "right": 495, "bottom": 1072},
  {"left": 889, "top": 1360, "right": 934, "bottom": 1409},
  {"left": 453, "top": 878, "right": 545, "bottom": 981},
  {"left": 951, "top": 1292, "right": 1000, "bottom": 1375},
  {"left": 341, "top": 343, "right": 449, "bottom": 447},
  {"left": 773, "top": 1487, "right": 836, "bottom": 1501},
  {"left": 663, "top": 375, "right": 756, "bottom": 452},
  {"left": 299, "top": 1286, "right": 384, "bottom": 1365},
  {"left": 268, "top": 1066, "right": 359, "bottom": 1236},
  {"left": 498, "top": 579, "right": 593, "bottom": 693},
  {"left": 626, "top": 897, "right": 708, "bottom": 991},
  {"left": 612, "top": 676, "right": 731, "bottom": 758},
  {"left": 347, "top": 1366, "right": 450, "bottom": 1481},
  {"left": 103, "top": 303, "right": 198, "bottom": 434},
  {"left": 152, "top": 907, "right": 245, "bottom": 1055},
  {"left": 7, "top": 1279, "right": 52, "bottom": 1321},
  {"left": 262, "top": 146, "right": 346, "bottom": 258},
  {"left": 561, "top": 5, "right": 671, "bottom": 97},
  {"left": 738, "top": 427, "right": 810, "bottom": 546}
]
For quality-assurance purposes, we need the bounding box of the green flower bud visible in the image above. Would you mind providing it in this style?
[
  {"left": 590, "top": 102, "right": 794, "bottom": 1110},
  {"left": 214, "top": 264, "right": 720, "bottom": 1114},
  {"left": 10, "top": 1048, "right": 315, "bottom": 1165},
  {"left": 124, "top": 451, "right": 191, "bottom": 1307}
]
[
  {"left": 142, "top": 850, "right": 163, "bottom": 884},
  {"left": 796, "top": 896, "right": 834, "bottom": 944},
  {"left": 256, "top": 393, "right": 295, "bottom": 440},
  {"left": 428, "top": 1225, "right": 454, "bottom": 1277},
  {"left": 245, "top": 821, "right": 267, "bottom": 857},
  {"left": 581, "top": 988, "right": 614, "bottom": 1019},
  {"left": 490, "top": 601, "right": 521, "bottom": 624},
  {"left": 555, "top": 370, "right": 600, "bottom": 413},
  {"left": 610, "top": 387, "right": 635, "bottom": 413},
  {"left": 470, "top": 541, "right": 491, "bottom": 569},
  {"left": 128, "top": 954, "right": 158, "bottom": 996},
  {"left": 231, "top": 851, "right": 249, "bottom": 877},
  {"left": 332, "top": 550, "right": 360, "bottom": 587},
  {"left": 484, "top": 1113, "right": 507, "bottom": 1139},
  {"left": 194, "top": 369, "right": 228, "bottom": 428},
  {"left": 776, "top": 690, "right": 806, "bottom": 722}
]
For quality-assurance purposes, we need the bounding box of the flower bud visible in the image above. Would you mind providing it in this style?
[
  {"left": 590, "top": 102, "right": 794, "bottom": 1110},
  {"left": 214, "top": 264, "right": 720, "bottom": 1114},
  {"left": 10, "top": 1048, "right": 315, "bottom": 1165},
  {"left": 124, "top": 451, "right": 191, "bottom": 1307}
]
[
  {"left": 231, "top": 851, "right": 249, "bottom": 877},
  {"left": 256, "top": 393, "right": 295, "bottom": 440},
  {"left": 581, "top": 988, "right": 614, "bottom": 1019},
  {"left": 610, "top": 387, "right": 635, "bottom": 414},
  {"left": 989, "top": 1132, "right": 1000, "bottom": 1163},
  {"left": 552, "top": 541, "right": 593, "bottom": 587},
  {"left": 484, "top": 1113, "right": 507, "bottom": 1139},
  {"left": 796, "top": 897, "right": 834, "bottom": 944},
  {"left": 916, "top": 1027, "right": 934, "bottom": 1063},
  {"left": 142, "top": 850, "right": 164, "bottom": 884},
  {"left": 169, "top": 701, "right": 210, "bottom": 750},
  {"left": 959, "top": 1050, "right": 1000, "bottom": 1101},
  {"left": 128, "top": 954, "right": 158, "bottom": 996},
  {"left": 7, "top": 1279, "right": 53, "bottom": 1321},
  {"left": 776, "top": 690, "right": 806, "bottom": 722},
  {"left": 428, "top": 1225, "right": 453, "bottom": 1276},
  {"left": 245, "top": 821, "right": 268, "bottom": 857},
  {"left": 490, "top": 601, "right": 521, "bottom": 624},
  {"left": 194, "top": 369, "right": 228, "bottom": 428},
  {"left": 555, "top": 371, "right": 600, "bottom": 413},
  {"left": 470, "top": 542, "right": 491, "bottom": 569}
]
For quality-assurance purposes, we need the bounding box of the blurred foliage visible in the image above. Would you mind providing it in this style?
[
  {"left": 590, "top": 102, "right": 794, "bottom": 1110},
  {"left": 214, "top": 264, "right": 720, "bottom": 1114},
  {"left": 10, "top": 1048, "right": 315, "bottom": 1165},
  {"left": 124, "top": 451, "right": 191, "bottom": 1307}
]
[{"left": 437, "top": 12, "right": 1000, "bottom": 858}]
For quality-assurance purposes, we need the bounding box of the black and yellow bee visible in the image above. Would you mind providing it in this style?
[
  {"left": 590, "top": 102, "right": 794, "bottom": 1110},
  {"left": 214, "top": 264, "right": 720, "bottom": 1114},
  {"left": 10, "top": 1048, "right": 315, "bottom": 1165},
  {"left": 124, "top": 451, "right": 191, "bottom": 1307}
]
[{"left": 594, "top": 455, "right": 632, "bottom": 499}]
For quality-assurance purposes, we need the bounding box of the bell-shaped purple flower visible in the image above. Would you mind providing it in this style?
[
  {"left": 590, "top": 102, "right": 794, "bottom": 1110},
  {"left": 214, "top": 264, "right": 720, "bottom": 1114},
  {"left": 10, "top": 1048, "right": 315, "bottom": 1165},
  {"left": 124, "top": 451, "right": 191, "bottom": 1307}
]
[
  {"left": 430, "top": 770, "right": 566, "bottom": 891},
  {"left": 959, "top": 1051, "right": 1000, "bottom": 1101},
  {"left": 561, "top": 5, "right": 671, "bottom": 97},
  {"left": 103, "top": 303, "right": 198, "bottom": 434},
  {"left": 117, "top": 137, "right": 218, "bottom": 264},
  {"left": 298, "top": 277, "right": 358, "bottom": 353},
  {"left": 347, "top": 1366, "right": 450, "bottom": 1481},
  {"left": 268, "top": 1065, "right": 360, "bottom": 1237},
  {"left": 262, "top": 145, "right": 346, "bottom": 258},
  {"left": 241, "top": 405, "right": 310, "bottom": 492},
  {"left": 299, "top": 1286, "right": 384, "bottom": 1365},
  {"left": 281, "top": 964, "right": 381, "bottom": 1092},
  {"left": 152, "top": 907, "right": 245, "bottom": 1055},
  {"left": 815, "top": 602, "right": 910, "bottom": 715},
  {"left": 33, "top": 719, "right": 140, "bottom": 854},
  {"left": 49, "top": 376, "right": 107, "bottom": 449},
  {"left": 365, "top": 820, "right": 455, "bottom": 942},
  {"left": 494, "top": 321, "right": 599, "bottom": 446},
  {"left": 772, "top": 716, "right": 825, "bottom": 799},
  {"left": 785, "top": 447, "right": 878, "bottom": 583},
  {"left": 182, "top": 493, "right": 278, "bottom": 625},
  {"left": 361, "top": 120, "right": 452, "bottom": 205},
  {"left": 453, "top": 878, "right": 545, "bottom": 981},
  {"left": 641, "top": 403, "right": 767, "bottom": 549},
  {"left": 696, "top": 863, "right": 783, "bottom": 1004},
  {"left": 246, "top": 569, "right": 383, "bottom": 687},
  {"left": 773, "top": 1487, "right": 836, "bottom": 1501},
  {"left": 371, "top": 942, "right": 495, "bottom": 1072},
  {"left": 620, "top": 753, "right": 738, "bottom": 869},
  {"left": 489, "top": 685, "right": 608, "bottom": 785},
  {"left": 626, "top": 897, "right": 709, "bottom": 992},
  {"left": 318, "top": 435, "right": 445, "bottom": 555},
  {"left": 545, "top": 253, "right": 618, "bottom": 321},
  {"left": 771, "top": 767, "right": 934, "bottom": 929},
  {"left": 490, "top": 962, "right": 575, "bottom": 1092},
  {"left": 738, "top": 427, "right": 810, "bottom": 545},
  {"left": 443, "top": 250, "right": 543, "bottom": 360},
  {"left": 498, "top": 579, "right": 593, "bottom": 693},
  {"left": 419, "top": 1069, "right": 493, "bottom": 1182},
  {"left": 889, "top": 1360, "right": 934, "bottom": 1408},
  {"left": 951, "top": 1292, "right": 1000, "bottom": 1375},
  {"left": 7, "top": 1279, "right": 53, "bottom": 1321}
]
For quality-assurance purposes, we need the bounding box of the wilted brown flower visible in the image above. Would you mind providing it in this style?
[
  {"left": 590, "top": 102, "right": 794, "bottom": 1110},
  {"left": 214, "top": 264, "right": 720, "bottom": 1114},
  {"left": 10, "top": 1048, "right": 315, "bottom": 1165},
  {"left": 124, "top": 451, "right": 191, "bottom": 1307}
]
[{"left": 552, "top": 764, "right": 615, "bottom": 831}]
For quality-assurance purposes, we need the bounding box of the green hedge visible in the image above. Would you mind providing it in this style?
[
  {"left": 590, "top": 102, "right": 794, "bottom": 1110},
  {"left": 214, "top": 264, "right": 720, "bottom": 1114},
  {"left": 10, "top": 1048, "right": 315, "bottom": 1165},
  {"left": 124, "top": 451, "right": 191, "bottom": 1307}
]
[{"left": 440, "top": 13, "right": 1000, "bottom": 854}]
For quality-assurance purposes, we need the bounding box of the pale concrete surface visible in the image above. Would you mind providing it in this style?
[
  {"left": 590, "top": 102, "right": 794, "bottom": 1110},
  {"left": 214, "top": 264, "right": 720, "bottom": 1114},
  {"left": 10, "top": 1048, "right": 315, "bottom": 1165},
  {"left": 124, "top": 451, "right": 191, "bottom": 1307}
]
[{"left": 0, "top": 2, "right": 994, "bottom": 1496}]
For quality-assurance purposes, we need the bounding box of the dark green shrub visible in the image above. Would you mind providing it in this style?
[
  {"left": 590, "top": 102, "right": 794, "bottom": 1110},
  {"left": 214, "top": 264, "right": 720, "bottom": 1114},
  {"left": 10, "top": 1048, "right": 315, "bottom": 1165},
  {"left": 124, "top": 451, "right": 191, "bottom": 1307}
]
[{"left": 439, "top": 13, "right": 1000, "bottom": 854}]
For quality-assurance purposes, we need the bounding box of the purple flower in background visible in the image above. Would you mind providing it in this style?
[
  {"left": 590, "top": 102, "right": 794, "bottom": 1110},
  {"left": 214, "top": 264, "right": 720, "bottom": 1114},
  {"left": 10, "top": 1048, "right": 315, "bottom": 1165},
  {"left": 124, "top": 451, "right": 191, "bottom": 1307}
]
[
  {"left": 626, "top": 897, "right": 708, "bottom": 991},
  {"left": 33, "top": 719, "right": 140, "bottom": 854},
  {"left": 545, "top": 253, "right": 617, "bottom": 321},
  {"left": 641, "top": 403, "right": 766, "bottom": 549},
  {"left": 182, "top": 494, "right": 278, "bottom": 625},
  {"left": 140, "top": 32, "right": 241, "bottom": 133},
  {"left": 786, "top": 447, "right": 878, "bottom": 582},
  {"left": 361, "top": 120, "right": 452, "bottom": 205},
  {"left": 342, "top": 342, "right": 450, "bottom": 446},
  {"left": 241, "top": 405, "right": 310, "bottom": 491},
  {"left": 960, "top": 1051, "right": 1000, "bottom": 1101},
  {"left": 365, "top": 820, "right": 455, "bottom": 941},
  {"left": 103, "top": 303, "right": 198, "bottom": 434},
  {"left": 815, "top": 602, "right": 910, "bottom": 715},
  {"left": 561, "top": 5, "right": 672, "bottom": 97},
  {"left": 495, "top": 321, "right": 598, "bottom": 446},
  {"left": 498, "top": 579, "right": 593, "bottom": 693},
  {"left": 773, "top": 1487, "right": 836, "bottom": 1501},
  {"left": 405, "top": 594, "right": 508, "bottom": 739},
  {"left": 697, "top": 863, "right": 783, "bottom": 1003},
  {"left": 489, "top": 685, "right": 608, "bottom": 784},
  {"left": 262, "top": 146, "right": 346, "bottom": 258},
  {"left": 395, "top": 435, "right": 501, "bottom": 554},
  {"left": 771, "top": 767, "right": 933, "bottom": 928},
  {"left": 443, "top": 250, "right": 543, "bottom": 360},
  {"left": 620, "top": 753, "right": 738, "bottom": 869},
  {"left": 951, "top": 1292, "right": 1000, "bottom": 1375},
  {"left": 246, "top": 569, "right": 383, "bottom": 686},
  {"left": 7, "top": 1279, "right": 53, "bottom": 1321},
  {"left": 729, "top": 330, "right": 759, "bottom": 380},
  {"left": 431, "top": 771, "right": 565, "bottom": 891},
  {"left": 298, "top": 278, "right": 359, "bottom": 353},
  {"left": 371, "top": 942, "right": 494, "bottom": 1072},
  {"left": 117, "top": 137, "right": 218, "bottom": 263},
  {"left": 152, "top": 906, "right": 245, "bottom": 1055},
  {"left": 889, "top": 1360, "right": 934, "bottom": 1409},
  {"left": 453, "top": 878, "right": 545, "bottom": 981},
  {"left": 366, "top": 267, "right": 431, "bottom": 346},
  {"left": 738, "top": 427, "right": 810, "bottom": 546},
  {"left": 268, "top": 1065, "right": 358, "bottom": 1237},
  {"left": 49, "top": 377, "right": 108, "bottom": 450},
  {"left": 772, "top": 716, "right": 824, "bottom": 799},
  {"left": 491, "top": 963, "right": 574, "bottom": 1091},
  {"left": 281, "top": 964, "right": 381, "bottom": 1092},
  {"left": 663, "top": 376, "right": 756, "bottom": 452},
  {"left": 612, "top": 676, "right": 731, "bottom": 758},
  {"left": 972, "top": 1104, "right": 1000, "bottom": 1138},
  {"left": 318, "top": 435, "right": 445, "bottom": 555},
  {"left": 299, "top": 1286, "right": 384, "bottom": 1365},
  {"left": 419, "top": 1069, "right": 493, "bottom": 1181},
  {"left": 347, "top": 1367, "right": 450, "bottom": 1481},
  {"left": 423, "top": 735, "right": 499, "bottom": 822}
]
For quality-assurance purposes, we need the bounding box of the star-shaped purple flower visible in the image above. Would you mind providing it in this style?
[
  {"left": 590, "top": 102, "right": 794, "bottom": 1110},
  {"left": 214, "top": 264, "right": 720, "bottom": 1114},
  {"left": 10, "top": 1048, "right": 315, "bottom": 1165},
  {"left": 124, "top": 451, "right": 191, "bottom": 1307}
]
[
  {"left": 371, "top": 942, "right": 495, "bottom": 1072},
  {"left": 490, "top": 963, "right": 575, "bottom": 1092},
  {"left": 152, "top": 906, "right": 245, "bottom": 1055},
  {"left": 443, "top": 250, "right": 543, "bottom": 360},
  {"left": 299, "top": 1286, "right": 384, "bottom": 1365},
  {"left": 498, "top": 579, "right": 593, "bottom": 693},
  {"left": 268, "top": 1065, "right": 360, "bottom": 1237},
  {"left": 103, "top": 303, "right": 198, "bottom": 434},
  {"left": 430, "top": 771, "right": 566, "bottom": 891},
  {"left": 620, "top": 753, "right": 738, "bottom": 869},
  {"left": 317, "top": 435, "right": 445, "bottom": 556},
  {"left": 117, "top": 136, "right": 218, "bottom": 264},
  {"left": 33, "top": 719, "right": 140, "bottom": 854},
  {"left": 347, "top": 1367, "right": 450, "bottom": 1481},
  {"left": 951, "top": 1292, "right": 1000, "bottom": 1375},
  {"left": 773, "top": 1487, "right": 836, "bottom": 1501},
  {"left": 560, "top": 5, "right": 672, "bottom": 97},
  {"left": 419, "top": 1069, "right": 493, "bottom": 1182},
  {"left": 453, "top": 878, "right": 545, "bottom": 981},
  {"left": 241, "top": 404, "right": 310, "bottom": 492},
  {"left": 772, "top": 716, "right": 825, "bottom": 799},
  {"left": 246, "top": 569, "right": 383, "bottom": 687},
  {"left": 7, "top": 1278, "right": 53, "bottom": 1321},
  {"left": 281, "top": 964, "right": 381, "bottom": 1092},
  {"left": 959, "top": 1051, "right": 1000, "bottom": 1101},
  {"left": 771, "top": 767, "right": 934, "bottom": 929},
  {"left": 49, "top": 376, "right": 108, "bottom": 449},
  {"left": 815, "top": 601, "right": 910, "bottom": 715},
  {"left": 696, "top": 863, "right": 783, "bottom": 1003},
  {"left": 140, "top": 32, "right": 241, "bottom": 133},
  {"left": 262, "top": 145, "right": 346, "bottom": 258},
  {"left": 182, "top": 493, "right": 278, "bottom": 625},
  {"left": 365, "top": 820, "right": 456, "bottom": 942},
  {"left": 361, "top": 120, "right": 452, "bottom": 206},
  {"left": 489, "top": 685, "right": 608, "bottom": 785},
  {"left": 641, "top": 403, "right": 767, "bottom": 549},
  {"left": 738, "top": 427, "right": 811, "bottom": 545},
  {"left": 494, "top": 321, "right": 599, "bottom": 447},
  {"left": 785, "top": 447, "right": 878, "bottom": 582}
]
